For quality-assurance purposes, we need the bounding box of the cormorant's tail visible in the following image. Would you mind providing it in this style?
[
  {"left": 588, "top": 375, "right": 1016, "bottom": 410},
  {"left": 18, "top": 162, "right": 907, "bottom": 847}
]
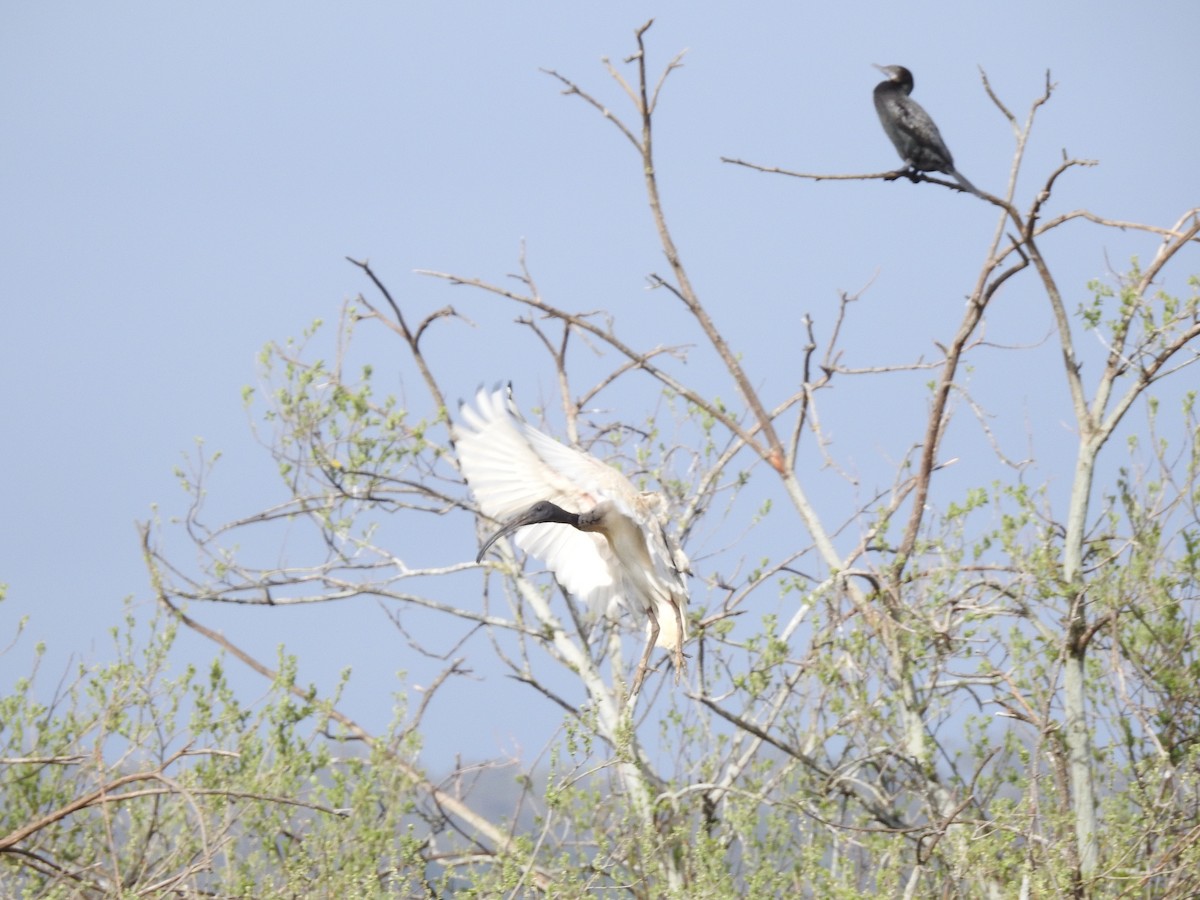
[{"left": 949, "top": 168, "right": 982, "bottom": 198}]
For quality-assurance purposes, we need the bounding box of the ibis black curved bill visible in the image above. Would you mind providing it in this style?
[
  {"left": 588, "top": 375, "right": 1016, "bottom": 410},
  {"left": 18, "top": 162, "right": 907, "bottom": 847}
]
[{"left": 475, "top": 500, "right": 579, "bottom": 563}]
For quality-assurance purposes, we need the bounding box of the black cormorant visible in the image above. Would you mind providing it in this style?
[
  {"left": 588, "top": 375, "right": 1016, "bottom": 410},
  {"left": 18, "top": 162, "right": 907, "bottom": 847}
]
[{"left": 873, "top": 64, "right": 979, "bottom": 197}]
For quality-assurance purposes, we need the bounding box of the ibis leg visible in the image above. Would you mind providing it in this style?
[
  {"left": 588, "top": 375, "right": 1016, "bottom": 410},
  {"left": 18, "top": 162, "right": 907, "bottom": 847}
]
[
  {"left": 631, "top": 605, "right": 661, "bottom": 696},
  {"left": 669, "top": 597, "right": 686, "bottom": 682}
]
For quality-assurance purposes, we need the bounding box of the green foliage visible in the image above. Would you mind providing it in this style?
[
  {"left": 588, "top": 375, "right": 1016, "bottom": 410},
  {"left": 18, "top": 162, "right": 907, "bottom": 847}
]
[
  {"left": 10, "top": 267, "right": 1200, "bottom": 896},
  {"left": 0, "top": 606, "right": 430, "bottom": 896},
  {"left": 13, "top": 247, "right": 1196, "bottom": 897}
]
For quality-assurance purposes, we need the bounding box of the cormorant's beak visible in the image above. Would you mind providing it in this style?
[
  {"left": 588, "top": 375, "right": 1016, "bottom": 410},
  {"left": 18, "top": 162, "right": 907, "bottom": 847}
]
[
  {"left": 475, "top": 505, "right": 552, "bottom": 563},
  {"left": 872, "top": 64, "right": 887, "bottom": 74}
]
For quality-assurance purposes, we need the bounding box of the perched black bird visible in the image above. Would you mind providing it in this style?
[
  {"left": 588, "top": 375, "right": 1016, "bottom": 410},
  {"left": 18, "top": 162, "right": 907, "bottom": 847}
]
[{"left": 872, "top": 64, "right": 979, "bottom": 196}]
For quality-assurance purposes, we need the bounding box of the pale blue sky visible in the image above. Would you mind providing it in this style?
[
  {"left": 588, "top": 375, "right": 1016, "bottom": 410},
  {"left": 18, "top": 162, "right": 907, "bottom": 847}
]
[{"left": 3, "top": 2, "right": 1197, "bottom": 759}]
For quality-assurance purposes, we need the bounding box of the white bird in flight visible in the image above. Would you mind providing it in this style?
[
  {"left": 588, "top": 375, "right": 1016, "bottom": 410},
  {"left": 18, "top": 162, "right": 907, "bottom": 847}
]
[{"left": 455, "top": 386, "right": 689, "bottom": 695}]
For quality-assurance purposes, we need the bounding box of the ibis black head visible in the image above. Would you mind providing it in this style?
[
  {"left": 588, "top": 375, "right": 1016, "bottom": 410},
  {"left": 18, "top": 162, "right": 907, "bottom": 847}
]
[
  {"left": 873, "top": 64, "right": 914, "bottom": 93},
  {"left": 476, "top": 500, "right": 580, "bottom": 563}
]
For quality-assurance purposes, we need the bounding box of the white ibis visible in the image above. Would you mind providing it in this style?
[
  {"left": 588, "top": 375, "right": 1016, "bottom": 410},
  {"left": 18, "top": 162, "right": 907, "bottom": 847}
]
[
  {"left": 873, "top": 64, "right": 980, "bottom": 197},
  {"left": 454, "top": 386, "right": 689, "bottom": 694}
]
